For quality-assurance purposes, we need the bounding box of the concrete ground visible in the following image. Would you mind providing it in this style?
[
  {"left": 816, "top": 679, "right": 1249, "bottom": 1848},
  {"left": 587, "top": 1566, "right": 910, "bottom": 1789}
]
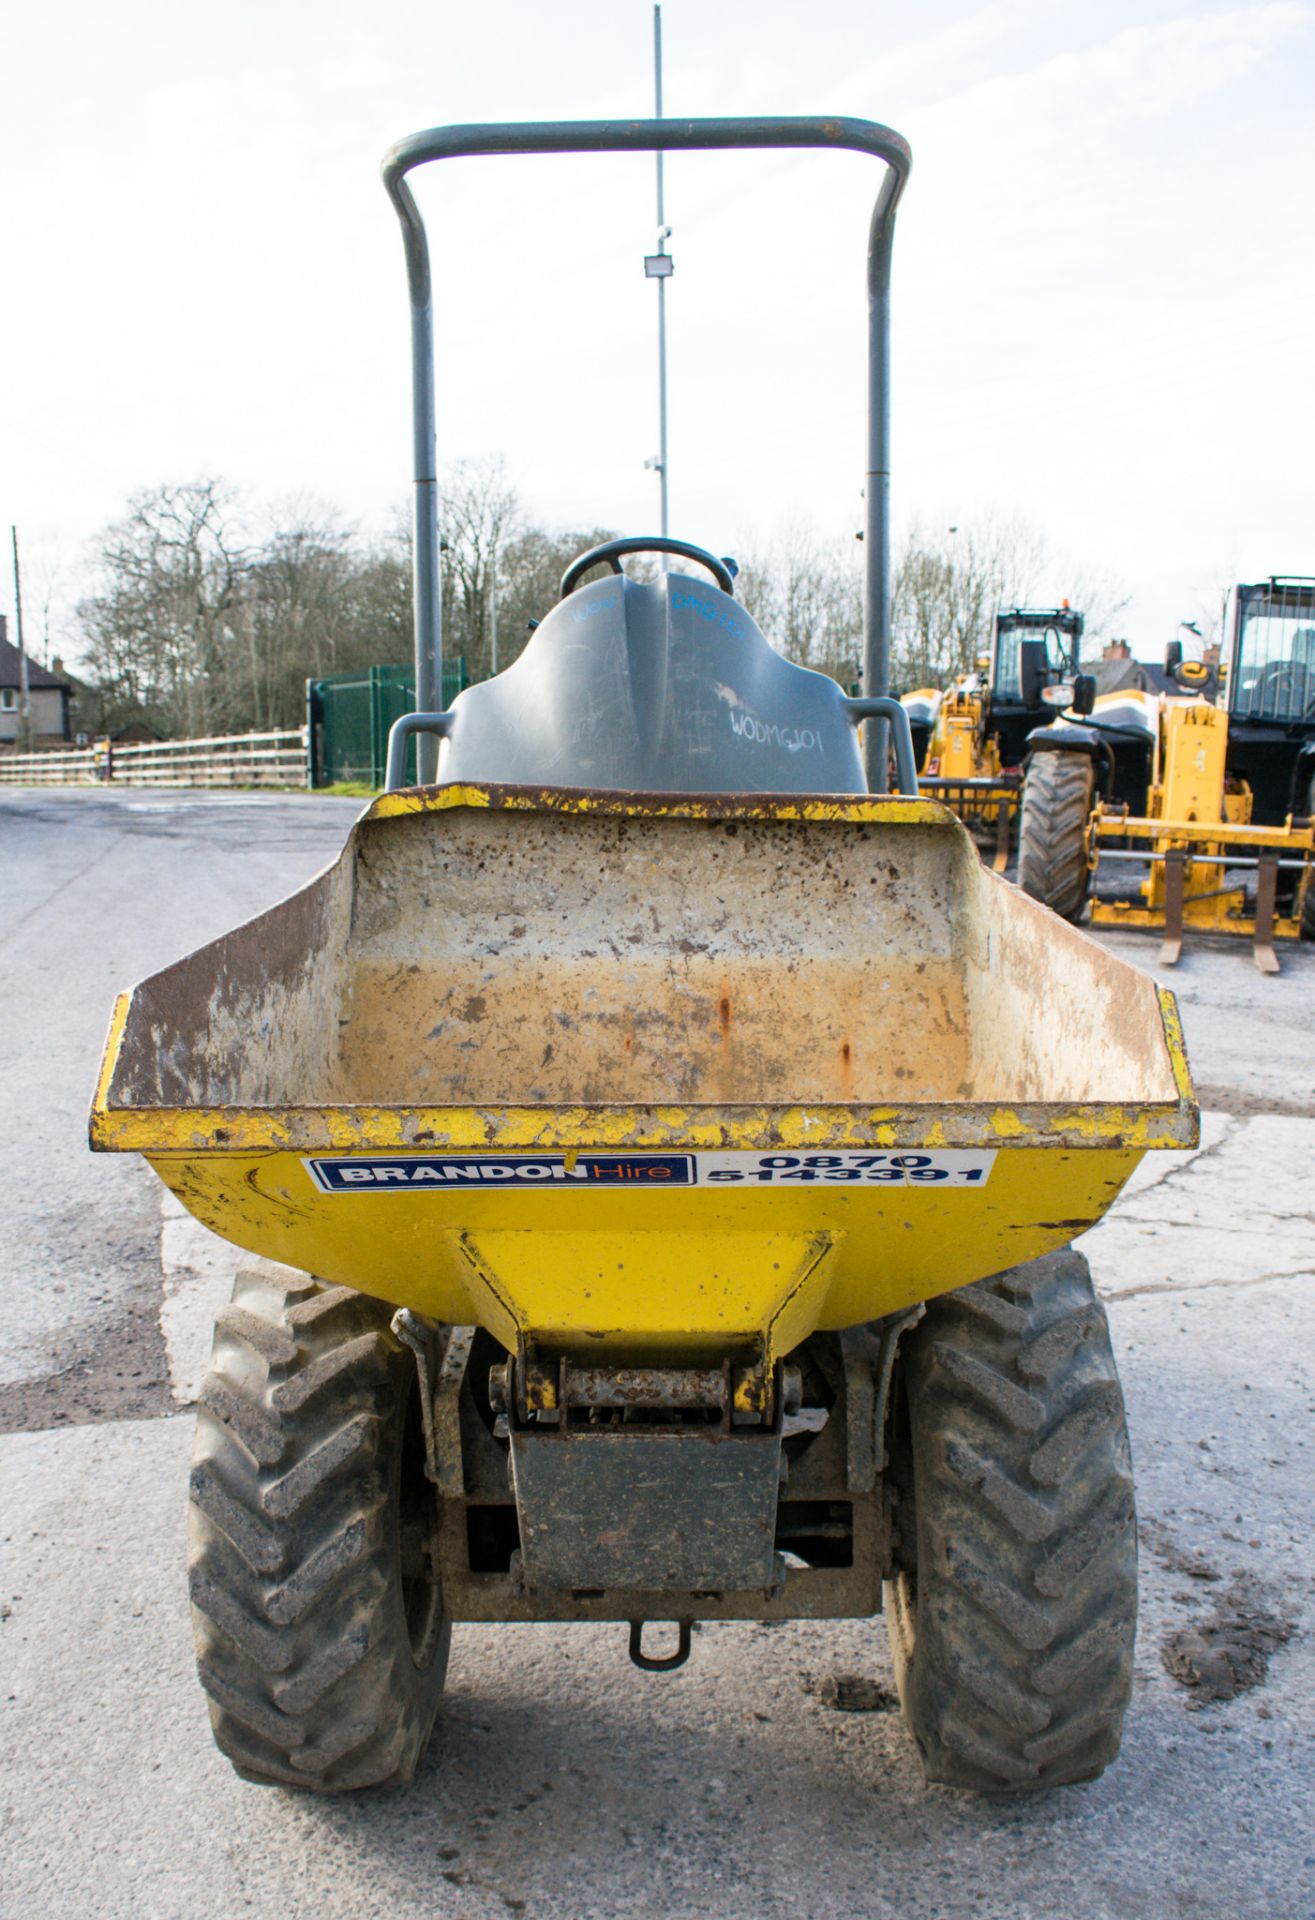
[{"left": 2, "top": 788, "right": 1313, "bottom": 1919}]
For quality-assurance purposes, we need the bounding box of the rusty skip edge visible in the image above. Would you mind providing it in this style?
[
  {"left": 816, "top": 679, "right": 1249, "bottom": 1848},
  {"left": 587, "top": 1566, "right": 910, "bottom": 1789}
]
[{"left": 90, "top": 984, "right": 1198, "bottom": 1155}]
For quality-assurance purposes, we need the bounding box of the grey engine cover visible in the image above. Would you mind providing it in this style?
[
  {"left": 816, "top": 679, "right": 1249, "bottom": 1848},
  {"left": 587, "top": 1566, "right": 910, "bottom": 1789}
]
[{"left": 437, "top": 571, "right": 866, "bottom": 794}]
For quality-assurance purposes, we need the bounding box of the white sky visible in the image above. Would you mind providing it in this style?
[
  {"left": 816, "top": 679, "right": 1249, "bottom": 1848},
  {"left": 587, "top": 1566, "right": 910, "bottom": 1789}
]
[{"left": 4, "top": 0, "right": 1314, "bottom": 663}]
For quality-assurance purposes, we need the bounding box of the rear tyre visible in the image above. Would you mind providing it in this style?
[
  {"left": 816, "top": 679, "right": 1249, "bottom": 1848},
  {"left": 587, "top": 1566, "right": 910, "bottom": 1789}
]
[
  {"left": 188, "top": 1265, "right": 450, "bottom": 1791},
  {"left": 884, "top": 1250, "right": 1137, "bottom": 1792},
  {"left": 1018, "top": 751, "right": 1094, "bottom": 922}
]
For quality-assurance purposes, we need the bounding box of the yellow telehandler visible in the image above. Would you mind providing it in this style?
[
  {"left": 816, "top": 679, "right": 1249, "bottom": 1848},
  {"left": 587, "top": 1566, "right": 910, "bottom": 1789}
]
[{"left": 1019, "top": 595, "right": 1315, "bottom": 971}]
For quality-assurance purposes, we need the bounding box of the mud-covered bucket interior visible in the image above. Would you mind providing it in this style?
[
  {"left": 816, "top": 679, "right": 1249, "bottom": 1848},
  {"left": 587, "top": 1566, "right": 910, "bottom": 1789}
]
[{"left": 102, "top": 799, "right": 1182, "bottom": 1116}]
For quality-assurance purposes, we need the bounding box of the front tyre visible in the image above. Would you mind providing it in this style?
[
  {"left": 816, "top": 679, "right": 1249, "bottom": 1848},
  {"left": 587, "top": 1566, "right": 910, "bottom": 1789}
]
[
  {"left": 884, "top": 1250, "right": 1137, "bottom": 1792},
  {"left": 188, "top": 1266, "right": 450, "bottom": 1791},
  {"left": 1018, "top": 750, "right": 1095, "bottom": 922}
]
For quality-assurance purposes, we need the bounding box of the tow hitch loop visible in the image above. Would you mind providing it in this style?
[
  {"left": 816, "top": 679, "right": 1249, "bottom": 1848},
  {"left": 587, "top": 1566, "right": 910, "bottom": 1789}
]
[{"left": 628, "top": 1619, "right": 692, "bottom": 1673}]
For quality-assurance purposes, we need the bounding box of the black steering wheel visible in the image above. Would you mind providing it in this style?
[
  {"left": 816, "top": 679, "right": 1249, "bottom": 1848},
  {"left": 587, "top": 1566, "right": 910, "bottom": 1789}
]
[
  {"left": 560, "top": 536, "right": 736, "bottom": 599},
  {"left": 1254, "top": 660, "right": 1315, "bottom": 716}
]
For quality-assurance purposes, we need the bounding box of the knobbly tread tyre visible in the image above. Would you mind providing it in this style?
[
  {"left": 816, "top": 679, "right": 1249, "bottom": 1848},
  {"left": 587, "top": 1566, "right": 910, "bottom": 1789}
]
[
  {"left": 884, "top": 1249, "right": 1137, "bottom": 1792},
  {"left": 188, "top": 1264, "right": 450, "bottom": 1792},
  {"left": 1018, "top": 750, "right": 1095, "bottom": 922}
]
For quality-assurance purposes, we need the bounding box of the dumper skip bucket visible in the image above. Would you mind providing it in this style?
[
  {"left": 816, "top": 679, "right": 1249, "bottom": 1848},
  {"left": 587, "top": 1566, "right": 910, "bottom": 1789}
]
[{"left": 91, "top": 786, "right": 1196, "bottom": 1368}]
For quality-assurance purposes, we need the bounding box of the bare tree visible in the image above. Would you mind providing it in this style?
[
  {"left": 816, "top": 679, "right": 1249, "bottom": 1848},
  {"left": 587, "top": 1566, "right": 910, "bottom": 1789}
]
[
  {"left": 734, "top": 516, "right": 1049, "bottom": 693},
  {"left": 21, "top": 541, "right": 71, "bottom": 671},
  {"left": 732, "top": 514, "right": 1130, "bottom": 696},
  {"left": 439, "top": 457, "right": 524, "bottom": 682},
  {"left": 890, "top": 517, "right": 1046, "bottom": 691},
  {"left": 78, "top": 480, "right": 249, "bottom": 736},
  {"left": 889, "top": 519, "right": 1135, "bottom": 684},
  {"left": 72, "top": 471, "right": 1131, "bottom": 745},
  {"left": 242, "top": 501, "right": 358, "bottom": 727},
  {"left": 1062, "top": 567, "right": 1133, "bottom": 659},
  {"left": 345, "top": 515, "right": 414, "bottom": 671},
  {"left": 735, "top": 525, "right": 863, "bottom": 683}
]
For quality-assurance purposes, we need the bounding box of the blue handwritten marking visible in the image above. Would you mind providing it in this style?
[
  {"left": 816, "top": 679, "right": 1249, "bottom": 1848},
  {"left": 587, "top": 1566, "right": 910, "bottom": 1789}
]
[
  {"left": 567, "top": 594, "right": 621, "bottom": 623},
  {"left": 670, "top": 590, "right": 749, "bottom": 643}
]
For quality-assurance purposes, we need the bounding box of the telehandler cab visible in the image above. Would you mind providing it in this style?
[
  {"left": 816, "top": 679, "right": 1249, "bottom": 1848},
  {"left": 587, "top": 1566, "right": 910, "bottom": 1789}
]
[{"left": 92, "top": 116, "right": 1197, "bottom": 1796}]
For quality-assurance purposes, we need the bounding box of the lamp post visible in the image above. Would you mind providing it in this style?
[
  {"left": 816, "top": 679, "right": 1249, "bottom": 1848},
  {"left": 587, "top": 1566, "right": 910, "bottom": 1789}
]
[
  {"left": 490, "top": 543, "right": 499, "bottom": 677},
  {"left": 643, "top": 3, "right": 672, "bottom": 544}
]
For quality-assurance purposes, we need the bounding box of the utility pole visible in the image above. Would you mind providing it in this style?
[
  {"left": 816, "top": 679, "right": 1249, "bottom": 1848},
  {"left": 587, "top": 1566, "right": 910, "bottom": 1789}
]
[
  {"left": 11, "top": 527, "right": 32, "bottom": 752},
  {"left": 643, "top": 2, "right": 672, "bottom": 543}
]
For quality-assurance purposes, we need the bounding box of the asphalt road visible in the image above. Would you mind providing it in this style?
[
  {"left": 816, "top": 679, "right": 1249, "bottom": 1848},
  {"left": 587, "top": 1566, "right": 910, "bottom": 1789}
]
[
  {"left": 2, "top": 788, "right": 1313, "bottom": 1920},
  {"left": 0, "top": 789, "right": 360, "bottom": 1420}
]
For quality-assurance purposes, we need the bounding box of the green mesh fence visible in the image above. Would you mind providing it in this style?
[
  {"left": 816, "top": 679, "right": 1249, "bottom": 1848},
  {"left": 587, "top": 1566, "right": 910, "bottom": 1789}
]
[{"left": 308, "top": 660, "right": 470, "bottom": 788}]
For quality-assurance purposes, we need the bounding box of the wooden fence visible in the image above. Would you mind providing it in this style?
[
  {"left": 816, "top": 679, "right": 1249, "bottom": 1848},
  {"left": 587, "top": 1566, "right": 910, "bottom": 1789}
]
[{"left": 0, "top": 729, "right": 309, "bottom": 790}]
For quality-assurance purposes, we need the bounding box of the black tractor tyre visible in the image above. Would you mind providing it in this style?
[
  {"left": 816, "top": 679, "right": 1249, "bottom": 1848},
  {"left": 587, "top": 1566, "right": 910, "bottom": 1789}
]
[
  {"left": 1018, "top": 751, "right": 1095, "bottom": 923},
  {"left": 884, "top": 1249, "right": 1137, "bottom": 1792},
  {"left": 1301, "top": 775, "right": 1315, "bottom": 941},
  {"left": 188, "top": 1265, "right": 450, "bottom": 1791}
]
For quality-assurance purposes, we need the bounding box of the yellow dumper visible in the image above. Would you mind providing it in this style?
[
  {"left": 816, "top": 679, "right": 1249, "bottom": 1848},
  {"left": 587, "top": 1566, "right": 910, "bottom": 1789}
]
[{"left": 92, "top": 116, "right": 1197, "bottom": 1798}]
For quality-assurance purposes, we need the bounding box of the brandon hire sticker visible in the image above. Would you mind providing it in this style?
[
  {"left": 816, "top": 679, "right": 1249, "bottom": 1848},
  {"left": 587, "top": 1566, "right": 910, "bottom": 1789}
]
[{"left": 304, "top": 1150, "right": 996, "bottom": 1192}]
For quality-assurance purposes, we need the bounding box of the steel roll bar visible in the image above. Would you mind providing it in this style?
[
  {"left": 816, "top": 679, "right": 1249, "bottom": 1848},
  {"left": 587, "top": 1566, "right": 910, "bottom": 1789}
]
[
  {"left": 384, "top": 710, "right": 454, "bottom": 794},
  {"left": 844, "top": 697, "right": 919, "bottom": 796},
  {"left": 382, "top": 116, "right": 911, "bottom": 789}
]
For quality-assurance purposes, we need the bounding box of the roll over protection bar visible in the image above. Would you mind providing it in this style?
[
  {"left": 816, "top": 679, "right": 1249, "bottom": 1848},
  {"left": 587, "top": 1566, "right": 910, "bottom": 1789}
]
[{"left": 381, "top": 116, "right": 911, "bottom": 790}]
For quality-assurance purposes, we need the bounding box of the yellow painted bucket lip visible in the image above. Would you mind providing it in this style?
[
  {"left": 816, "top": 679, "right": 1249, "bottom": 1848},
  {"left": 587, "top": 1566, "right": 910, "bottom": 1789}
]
[
  {"left": 91, "top": 987, "right": 1196, "bottom": 1156},
  {"left": 362, "top": 780, "right": 961, "bottom": 829}
]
